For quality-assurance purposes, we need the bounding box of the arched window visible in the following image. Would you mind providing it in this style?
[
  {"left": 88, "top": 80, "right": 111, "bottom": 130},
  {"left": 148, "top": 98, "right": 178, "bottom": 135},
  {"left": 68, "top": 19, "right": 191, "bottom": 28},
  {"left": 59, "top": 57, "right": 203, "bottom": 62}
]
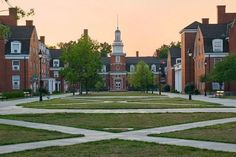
[
  {"left": 212, "top": 39, "right": 223, "bottom": 52},
  {"left": 151, "top": 64, "right": 156, "bottom": 72},
  {"left": 130, "top": 65, "right": 135, "bottom": 72},
  {"left": 11, "top": 41, "right": 21, "bottom": 53}
]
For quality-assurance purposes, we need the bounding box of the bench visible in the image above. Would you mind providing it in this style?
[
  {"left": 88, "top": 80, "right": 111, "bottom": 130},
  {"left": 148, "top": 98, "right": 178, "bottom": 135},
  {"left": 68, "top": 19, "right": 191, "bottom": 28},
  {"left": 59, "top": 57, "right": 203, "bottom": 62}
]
[
  {"left": 215, "top": 91, "right": 224, "bottom": 98},
  {"left": 24, "top": 92, "right": 31, "bottom": 98}
]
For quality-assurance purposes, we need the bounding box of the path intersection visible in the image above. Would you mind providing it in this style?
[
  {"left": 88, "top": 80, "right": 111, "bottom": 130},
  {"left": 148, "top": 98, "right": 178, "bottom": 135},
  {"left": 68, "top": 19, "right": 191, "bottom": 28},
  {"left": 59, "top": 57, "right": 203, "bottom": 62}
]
[{"left": 0, "top": 93, "right": 236, "bottom": 155}]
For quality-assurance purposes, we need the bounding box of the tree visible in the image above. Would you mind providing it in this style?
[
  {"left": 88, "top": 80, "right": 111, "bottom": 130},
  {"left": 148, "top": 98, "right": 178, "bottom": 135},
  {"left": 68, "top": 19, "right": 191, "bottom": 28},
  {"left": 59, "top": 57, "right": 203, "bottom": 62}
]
[
  {"left": 100, "top": 42, "right": 112, "bottom": 57},
  {"left": 128, "top": 61, "right": 153, "bottom": 92},
  {"left": 154, "top": 41, "right": 181, "bottom": 59},
  {"left": 60, "top": 35, "right": 102, "bottom": 95},
  {"left": 209, "top": 54, "right": 236, "bottom": 90}
]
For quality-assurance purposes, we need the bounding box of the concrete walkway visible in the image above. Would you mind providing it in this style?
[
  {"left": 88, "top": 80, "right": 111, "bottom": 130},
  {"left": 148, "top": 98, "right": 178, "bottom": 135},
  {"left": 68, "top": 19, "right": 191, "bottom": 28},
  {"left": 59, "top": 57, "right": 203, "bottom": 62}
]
[
  {"left": 1, "top": 117, "right": 236, "bottom": 154},
  {"left": 1, "top": 93, "right": 236, "bottom": 154},
  {"left": 164, "top": 92, "right": 236, "bottom": 107}
]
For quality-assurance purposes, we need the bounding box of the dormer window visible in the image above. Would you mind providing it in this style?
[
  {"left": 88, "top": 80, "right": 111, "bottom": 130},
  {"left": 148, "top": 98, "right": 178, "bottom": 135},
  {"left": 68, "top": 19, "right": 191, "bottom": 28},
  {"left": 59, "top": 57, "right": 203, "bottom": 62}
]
[
  {"left": 130, "top": 65, "right": 135, "bottom": 72},
  {"left": 53, "top": 59, "right": 60, "bottom": 68},
  {"left": 212, "top": 39, "right": 223, "bottom": 52},
  {"left": 151, "top": 64, "right": 156, "bottom": 72},
  {"left": 101, "top": 65, "right": 106, "bottom": 72},
  {"left": 11, "top": 41, "right": 21, "bottom": 54}
]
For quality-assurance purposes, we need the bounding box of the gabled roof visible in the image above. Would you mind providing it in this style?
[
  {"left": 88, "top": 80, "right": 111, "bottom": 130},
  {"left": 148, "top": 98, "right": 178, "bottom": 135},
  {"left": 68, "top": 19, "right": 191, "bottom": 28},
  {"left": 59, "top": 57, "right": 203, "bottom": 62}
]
[
  {"left": 198, "top": 24, "right": 229, "bottom": 53},
  {"left": 180, "top": 21, "right": 201, "bottom": 33},
  {"left": 49, "top": 49, "right": 64, "bottom": 68},
  {"left": 5, "top": 26, "right": 35, "bottom": 55},
  {"left": 126, "top": 57, "right": 162, "bottom": 65},
  {"left": 184, "top": 21, "right": 201, "bottom": 30},
  {"left": 199, "top": 24, "right": 228, "bottom": 38}
]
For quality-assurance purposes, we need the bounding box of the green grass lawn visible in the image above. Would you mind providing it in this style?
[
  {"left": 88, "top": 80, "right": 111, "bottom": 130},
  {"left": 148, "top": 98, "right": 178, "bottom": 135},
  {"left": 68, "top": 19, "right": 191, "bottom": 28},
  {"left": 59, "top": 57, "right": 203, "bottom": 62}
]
[
  {"left": 0, "top": 124, "right": 82, "bottom": 145},
  {"left": 150, "top": 122, "right": 236, "bottom": 144},
  {"left": 1, "top": 113, "right": 236, "bottom": 132},
  {"left": 81, "top": 91, "right": 156, "bottom": 96},
  {"left": 19, "top": 96, "right": 224, "bottom": 109},
  {"left": 2, "top": 139, "right": 236, "bottom": 157}
]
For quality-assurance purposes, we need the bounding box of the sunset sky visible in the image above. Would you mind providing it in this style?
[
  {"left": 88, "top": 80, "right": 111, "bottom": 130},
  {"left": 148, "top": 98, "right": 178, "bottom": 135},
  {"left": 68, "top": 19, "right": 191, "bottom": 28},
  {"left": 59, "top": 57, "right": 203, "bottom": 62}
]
[{"left": 1, "top": 0, "right": 236, "bottom": 56}]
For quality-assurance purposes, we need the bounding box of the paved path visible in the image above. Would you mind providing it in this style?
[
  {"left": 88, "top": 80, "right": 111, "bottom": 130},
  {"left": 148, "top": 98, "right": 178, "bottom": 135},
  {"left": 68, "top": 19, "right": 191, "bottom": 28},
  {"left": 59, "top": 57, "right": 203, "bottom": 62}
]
[
  {"left": 163, "top": 92, "right": 236, "bottom": 107},
  {"left": 1, "top": 93, "right": 236, "bottom": 154},
  {"left": 1, "top": 117, "right": 236, "bottom": 154}
]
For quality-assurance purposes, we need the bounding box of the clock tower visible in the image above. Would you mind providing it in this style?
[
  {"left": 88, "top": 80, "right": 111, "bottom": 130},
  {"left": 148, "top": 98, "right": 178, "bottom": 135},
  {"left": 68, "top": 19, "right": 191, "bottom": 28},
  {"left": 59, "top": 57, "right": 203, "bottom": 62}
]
[{"left": 109, "top": 26, "right": 127, "bottom": 91}]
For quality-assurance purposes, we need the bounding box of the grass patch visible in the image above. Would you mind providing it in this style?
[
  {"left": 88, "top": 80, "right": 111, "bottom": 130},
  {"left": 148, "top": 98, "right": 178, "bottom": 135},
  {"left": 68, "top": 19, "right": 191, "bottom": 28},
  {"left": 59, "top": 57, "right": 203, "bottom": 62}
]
[
  {"left": 0, "top": 124, "right": 82, "bottom": 145},
  {"left": 19, "top": 97, "right": 224, "bottom": 109},
  {"left": 2, "top": 139, "right": 236, "bottom": 157},
  {"left": 1, "top": 113, "right": 236, "bottom": 133},
  {"left": 151, "top": 122, "right": 236, "bottom": 144},
  {"left": 223, "top": 96, "right": 236, "bottom": 100}
]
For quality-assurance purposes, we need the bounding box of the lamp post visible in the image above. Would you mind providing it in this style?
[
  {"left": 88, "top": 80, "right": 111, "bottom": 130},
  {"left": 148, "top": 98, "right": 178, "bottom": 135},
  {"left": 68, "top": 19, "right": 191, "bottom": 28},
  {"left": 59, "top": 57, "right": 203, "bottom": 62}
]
[
  {"left": 159, "top": 67, "right": 162, "bottom": 95},
  {"left": 39, "top": 50, "right": 43, "bottom": 102},
  {"left": 188, "top": 50, "right": 192, "bottom": 100},
  {"left": 204, "top": 61, "right": 207, "bottom": 96}
]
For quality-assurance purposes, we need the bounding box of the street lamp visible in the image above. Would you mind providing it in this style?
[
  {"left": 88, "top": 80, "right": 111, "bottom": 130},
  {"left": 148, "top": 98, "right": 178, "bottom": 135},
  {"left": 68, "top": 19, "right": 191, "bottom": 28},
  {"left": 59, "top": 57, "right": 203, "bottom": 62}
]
[
  {"left": 204, "top": 61, "right": 207, "bottom": 96},
  {"left": 39, "top": 50, "right": 43, "bottom": 102},
  {"left": 159, "top": 67, "right": 162, "bottom": 95},
  {"left": 188, "top": 50, "right": 192, "bottom": 100}
]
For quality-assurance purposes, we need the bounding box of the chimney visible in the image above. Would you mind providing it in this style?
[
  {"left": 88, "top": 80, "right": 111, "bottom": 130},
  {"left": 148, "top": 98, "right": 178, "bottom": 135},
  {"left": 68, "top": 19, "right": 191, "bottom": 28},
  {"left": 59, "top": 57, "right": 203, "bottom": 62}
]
[
  {"left": 136, "top": 51, "right": 139, "bottom": 57},
  {"left": 40, "top": 36, "right": 45, "bottom": 44},
  {"left": 26, "top": 20, "right": 33, "bottom": 26},
  {"left": 217, "top": 5, "right": 226, "bottom": 24},
  {"left": 202, "top": 18, "right": 209, "bottom": 24},
  {"left": 84, "top": 29, "right": 88, "bottom": 36},
  {"left": 9, "top": 8, "right": 17, "bottom": 19}
]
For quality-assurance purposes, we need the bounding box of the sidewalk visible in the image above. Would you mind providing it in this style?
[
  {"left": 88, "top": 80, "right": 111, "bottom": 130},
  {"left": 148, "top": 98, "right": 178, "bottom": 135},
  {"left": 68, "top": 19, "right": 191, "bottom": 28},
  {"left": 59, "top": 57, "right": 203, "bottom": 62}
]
[{"left": 163, "top": 92, "right": 236, "bottom": 107}]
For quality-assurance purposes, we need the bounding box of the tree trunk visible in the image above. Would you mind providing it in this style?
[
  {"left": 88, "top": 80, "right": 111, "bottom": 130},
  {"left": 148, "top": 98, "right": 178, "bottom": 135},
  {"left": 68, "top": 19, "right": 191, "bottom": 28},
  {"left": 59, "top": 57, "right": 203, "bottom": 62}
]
[
  {"left": 72, "top": 84, "right": 75, "bottom": 96},
  {"left": 85, "top": 79, "right": 88, "bottom": 95},
  {"left": 79, "top": 82, "right": 82, "bottom": 95}
]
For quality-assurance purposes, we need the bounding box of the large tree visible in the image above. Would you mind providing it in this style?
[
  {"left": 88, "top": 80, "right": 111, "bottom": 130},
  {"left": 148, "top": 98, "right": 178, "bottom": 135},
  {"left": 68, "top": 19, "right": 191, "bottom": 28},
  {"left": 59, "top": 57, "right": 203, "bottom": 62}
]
[
  {"left": 209, "top": 54, "right": 236, "bottom": 90},
  {"left": 154, "top": 41, "right": 181, "bottom": 59},
  {"left": 60, "top": 35, "right": 101, "bottom": 95},
  {"left": 128, "top": 61, "right": 153, "bottom": 92},
  {"left": 100, "top": 42, "right": 112, "bottom": 57}
]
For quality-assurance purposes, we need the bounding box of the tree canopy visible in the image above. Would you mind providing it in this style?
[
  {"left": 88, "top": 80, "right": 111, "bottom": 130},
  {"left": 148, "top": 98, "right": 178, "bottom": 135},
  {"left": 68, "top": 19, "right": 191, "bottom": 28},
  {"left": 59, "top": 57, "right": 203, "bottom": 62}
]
[
  {"left": 100, "top": 42, "right": 112, "bottom": 57},
  {"left": 209, "top": 54, "right": 236, "bottom": 85},
  {"left": 154, "top": 41, "right": 181, "bottom": 59},
  {"left": 60, "top": 35, "right": 102, "bottom": 95},
  {"left": 128, "top": 61, "right": 153, "bottom": 92}
]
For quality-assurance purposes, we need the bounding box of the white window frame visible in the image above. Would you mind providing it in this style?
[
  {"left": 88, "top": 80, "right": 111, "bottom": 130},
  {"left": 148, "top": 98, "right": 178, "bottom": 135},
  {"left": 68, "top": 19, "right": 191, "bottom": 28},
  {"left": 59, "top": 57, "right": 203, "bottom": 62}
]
[
  {"left": 12, "top": 75, "right": 20, "bottom": 90},
  {"left": 11, "top": 41, "right": 21, "bottom": 54},
  {"left": 130, "top": 65, "right": 135, "bottom": 72},
  {"left": 101, "top": 65, "right": 106, "bottom": 72},
  {"left": 115, "top": 56, "right": 120, "bottom": 63},
  {"left": 212, "top": 39, "right": 223, "bottom": 52},
  {"left": 54, "top": 71, "right": 59, "bottom": 78},
  {"left": 12, "top": 60, "right": 20, "bottom": 71},
  {"left": 176, "top": 58, "right": 181, "bottom": 64},
  {"left": 151, "top": 64, "right": 156, "bottom": 72},
  {"left": 53, "top": 59, "right": 60, "bottom": 68}
]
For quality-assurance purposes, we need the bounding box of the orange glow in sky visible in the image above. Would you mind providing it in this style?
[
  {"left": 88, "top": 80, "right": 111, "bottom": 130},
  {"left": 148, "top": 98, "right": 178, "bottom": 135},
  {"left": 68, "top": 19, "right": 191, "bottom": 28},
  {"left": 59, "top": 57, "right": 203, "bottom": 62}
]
[{"left": 1, "top": 0, "right": 236, "bottom": 56}]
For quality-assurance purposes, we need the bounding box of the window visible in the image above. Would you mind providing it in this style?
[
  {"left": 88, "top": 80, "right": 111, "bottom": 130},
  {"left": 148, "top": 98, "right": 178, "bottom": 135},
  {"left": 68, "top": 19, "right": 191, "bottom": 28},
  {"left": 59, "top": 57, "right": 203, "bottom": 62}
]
[
  {"left": 115, "top": 56, "right": 120, "bottom": 63},
  {"left": 151, "top": 64, "right": 156, "bottom": 72},
  {"left": 101, "top": 65, "right": 106, "bottom": 72},
  {"left": 54, "top": 71, "right": 59, "bottom": 78},
  {"left": 11, "top": 41, "right": 21, "bottom": 53},
  {"left": 12, "top": 75, "right": 20, "bottom": 90},
  {"left": 212, "top": 39, "right": 223, "bottom": 52},
  {"left": 12, "top": 60, "right": 20, "bottom": 71},
  {"left": 53, "top": 59, "right": 60, "bottom": 68},
  {"left": 130, "top": 65, "right": 135, "bottom": 72}
]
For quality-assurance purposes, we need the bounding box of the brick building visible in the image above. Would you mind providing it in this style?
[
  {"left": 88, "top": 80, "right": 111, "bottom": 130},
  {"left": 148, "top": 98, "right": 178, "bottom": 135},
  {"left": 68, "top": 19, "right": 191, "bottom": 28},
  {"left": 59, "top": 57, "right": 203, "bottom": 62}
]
[
  {"left": 179, "top": 5, "right": 236, "bottom": 94},
  {"left": 99, "top": 27, "right": 166, "bottom": 91}
]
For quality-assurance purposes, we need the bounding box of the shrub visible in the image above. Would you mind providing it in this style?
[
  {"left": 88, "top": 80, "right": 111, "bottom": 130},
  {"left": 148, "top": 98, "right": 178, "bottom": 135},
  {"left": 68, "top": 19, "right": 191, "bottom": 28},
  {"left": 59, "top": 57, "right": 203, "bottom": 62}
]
[
  {"left": 184, "top": 83, "right": 195, "bottom": 94},
  {"left": 162, "top": 84, "right": 170, "bottom": 92},
  {"left": 95, "top": 81, "right": 104, "bottom": 92},
  {"left": 194, "top": 89, "right": 200, "bottom": 95},
  {"left": 2, "top": 91, "right": 24, "bottom": 99}
]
